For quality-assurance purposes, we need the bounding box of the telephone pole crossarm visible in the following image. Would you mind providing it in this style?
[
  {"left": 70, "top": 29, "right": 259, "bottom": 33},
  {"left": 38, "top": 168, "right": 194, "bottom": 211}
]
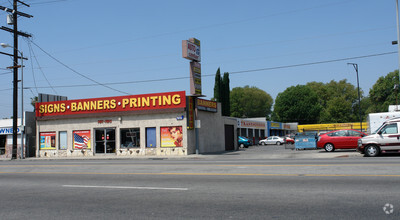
[
  {"left": 0, "top": 5, "right": 33, "bottom": 18},
  {"left": 0, "top": 26, "right": 31, "bottom": 38}
]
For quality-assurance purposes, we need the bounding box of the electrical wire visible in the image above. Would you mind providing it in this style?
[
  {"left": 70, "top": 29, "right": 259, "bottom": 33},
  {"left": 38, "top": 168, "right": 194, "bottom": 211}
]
[
  {"left": 0, "top": 71, "right": 12, "bottom": 75},
  {"left": 29, "top": 39, "right": 130, "bottom": 95},
  {"left": 25, "top": 39, "right": 39, "bottom": 94},
  {"left": 229, "top": 51, "right": 397, "bottom": 75},
  {"left": 23, "top": 51, "right": 397, "bottom": 90},
  {"left": 28, "top": 40, "right": 58, "bottom": 94}
]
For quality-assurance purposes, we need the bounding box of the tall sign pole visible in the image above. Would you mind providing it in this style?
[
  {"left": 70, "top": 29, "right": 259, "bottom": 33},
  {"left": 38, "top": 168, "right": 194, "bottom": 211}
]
[{"left": 182, "top": 38, "right": 202, "bottom": 154}]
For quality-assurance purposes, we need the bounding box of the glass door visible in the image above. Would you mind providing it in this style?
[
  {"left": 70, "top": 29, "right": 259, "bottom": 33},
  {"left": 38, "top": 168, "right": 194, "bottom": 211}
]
[{"left": 95, "top": 128, "right": 115, "bottom": 154}]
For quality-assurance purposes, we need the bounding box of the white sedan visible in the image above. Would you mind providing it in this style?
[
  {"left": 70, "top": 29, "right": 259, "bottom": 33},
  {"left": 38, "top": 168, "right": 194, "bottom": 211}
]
[{"left": 259, "top": 136, "right": 285, "bottom": 145}]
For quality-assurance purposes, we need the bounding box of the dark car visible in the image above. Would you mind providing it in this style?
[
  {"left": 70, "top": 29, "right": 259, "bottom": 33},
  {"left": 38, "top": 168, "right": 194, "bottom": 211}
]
[
  {"left": 238, "top": 136, "right": 252, "bottom": 148},
  {"left": 317, "top": 129, "right": 366, "bottom": 152}
]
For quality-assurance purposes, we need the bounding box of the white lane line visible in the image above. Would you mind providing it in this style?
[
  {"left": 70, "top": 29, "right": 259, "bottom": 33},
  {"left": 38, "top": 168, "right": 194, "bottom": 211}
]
[{"left": 62, "top": 185, "right": 188, "bottom": 191}]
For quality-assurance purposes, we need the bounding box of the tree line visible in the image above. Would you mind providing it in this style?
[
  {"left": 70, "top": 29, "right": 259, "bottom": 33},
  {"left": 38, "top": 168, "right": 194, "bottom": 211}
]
[{"left": 214, "top": 69, "right": 400, "bottom": 124}]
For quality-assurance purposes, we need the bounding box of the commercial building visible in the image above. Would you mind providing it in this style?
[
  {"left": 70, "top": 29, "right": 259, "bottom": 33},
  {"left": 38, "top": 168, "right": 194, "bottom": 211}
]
[
  {"left": 237, "top": 118, "right": 298, "bottom": 144},
  {"left": 35, "top": 91, "right": 237, "bottom": 158},
  {"left": 0, "top": 112, "right": 36, "bottom": 159}
]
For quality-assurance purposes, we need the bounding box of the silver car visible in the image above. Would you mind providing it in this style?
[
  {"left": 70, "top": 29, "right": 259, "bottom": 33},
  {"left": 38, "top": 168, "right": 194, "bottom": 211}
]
[{"left": 259, "top": 136, "right": 285, "bottom": 145}]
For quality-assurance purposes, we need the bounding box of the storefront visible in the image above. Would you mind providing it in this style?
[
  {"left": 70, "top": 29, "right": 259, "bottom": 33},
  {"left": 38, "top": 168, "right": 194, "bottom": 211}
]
[
  {"left": 0, "top": 112, "right": 36, "bottom": 158},
  {"left": 237, "top": 119, "right": 267, "bottom": 144},
  {"left": 35, "top": 91, "right": 237, "bottom": 157},
  {"left": 237, "top": 118, "right": 298, "bottom": 143},
  {"left": 268, "top": 121, "right": 298, "bottom": 137}
]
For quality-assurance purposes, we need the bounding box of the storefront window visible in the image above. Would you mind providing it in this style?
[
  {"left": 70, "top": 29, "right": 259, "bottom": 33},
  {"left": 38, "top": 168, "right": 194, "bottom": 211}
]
[
  {"left": 0, "top": 135, "right": 6, "bottom": 155},
  {"left": 40, "top": 132, "right": 56, "bottom": 150},
  {"left": 59, "top": 131, "right": 67, "bottom": 150},
  {"left": 121, "top": 128, "right": 140, "bottom": 148}
]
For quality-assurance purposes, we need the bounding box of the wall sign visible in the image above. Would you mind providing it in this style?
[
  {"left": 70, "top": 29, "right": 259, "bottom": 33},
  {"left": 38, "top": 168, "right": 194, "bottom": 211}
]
[
  {"left": 161, "top": 126, "right": 183, "bottom": 147},
  {"left": 73, "top": 130, "right": 91, "bottom": 150},
  {"left": 36, "top": 91, "right": 186, "bottom": 118},
  {"left": 197, "top": 98, "right": 217, "bottom": 113},
  {"left": 0, "top": 127, "right": 21, "bottom": 135}
]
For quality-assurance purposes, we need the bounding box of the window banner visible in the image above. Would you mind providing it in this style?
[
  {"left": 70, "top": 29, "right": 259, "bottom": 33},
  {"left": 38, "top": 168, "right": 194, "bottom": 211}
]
[
  {"left": 161, "top": 126, "right": 183, "bottom": 147},
  {"left": 40, "top": 132, "right": 56, "bottom": 150},
  {"left": 73, "top": 130, "right": 91, "bottom": 149}
]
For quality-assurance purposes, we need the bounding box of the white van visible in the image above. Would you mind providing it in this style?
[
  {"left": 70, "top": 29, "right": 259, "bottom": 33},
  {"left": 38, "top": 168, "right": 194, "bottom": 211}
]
[{"left": 357, "top": 117, "right": 400, "bottom": 157}]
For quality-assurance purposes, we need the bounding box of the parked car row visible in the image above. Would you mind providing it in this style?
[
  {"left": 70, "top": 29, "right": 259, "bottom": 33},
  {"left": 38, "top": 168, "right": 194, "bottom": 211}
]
[
  {"left": 258, "top": 136, "right": 294, "bottom": 145},
  {"left": 240, "top": 116, "right": 400, "bottom": 157},
  {"left": 315, "top": 117, "right": 400, "bottom": 157},
  {"left": 238, "top": 136, "right": 294, "bottom": 148},
  {"left": 316, "top": 129, "right": 366, "bottom": 152}
]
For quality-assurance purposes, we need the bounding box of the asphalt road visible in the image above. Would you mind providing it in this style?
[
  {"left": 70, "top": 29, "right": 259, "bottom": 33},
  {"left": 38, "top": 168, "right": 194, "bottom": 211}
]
[{"left": 1, "top": 146, "right": 400, "bottom": 220}]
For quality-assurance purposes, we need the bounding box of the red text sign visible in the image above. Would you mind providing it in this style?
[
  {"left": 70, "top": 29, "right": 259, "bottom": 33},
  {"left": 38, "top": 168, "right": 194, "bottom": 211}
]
[{"left": 36, "top": 91, "right": 186, "bottom": 118}]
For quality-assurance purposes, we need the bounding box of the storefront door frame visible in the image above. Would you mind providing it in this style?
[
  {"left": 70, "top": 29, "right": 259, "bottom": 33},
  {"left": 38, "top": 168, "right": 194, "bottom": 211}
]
[{"left": 95, "top": 128, "right": 116, "bottom": 154}]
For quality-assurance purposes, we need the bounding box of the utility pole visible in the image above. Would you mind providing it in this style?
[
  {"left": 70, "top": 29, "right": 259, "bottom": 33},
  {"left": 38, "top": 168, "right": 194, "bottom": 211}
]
[{"left": 0, "top": 0, "right": 32, "bottom": 159}]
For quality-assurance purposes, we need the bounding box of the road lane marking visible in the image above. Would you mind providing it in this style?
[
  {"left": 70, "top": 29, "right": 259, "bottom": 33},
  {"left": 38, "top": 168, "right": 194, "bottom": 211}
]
[
  {"left": 2, "top": 163, "right": 400, "bottom": 168},
  {"left": 62, "top": 185, "right": 188, "bottom": 191},
  {"left": 1, "top": 171, "right": 400, "bottom": 177}
]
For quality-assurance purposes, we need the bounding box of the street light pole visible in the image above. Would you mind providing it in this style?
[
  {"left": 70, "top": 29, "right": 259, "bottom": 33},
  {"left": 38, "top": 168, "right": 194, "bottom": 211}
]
[
  {"left": 348, "top": 63, "right": 363, "bottom": 132},
  {"left": 395, "top": 0, "right": 400, "bottom": 108}
]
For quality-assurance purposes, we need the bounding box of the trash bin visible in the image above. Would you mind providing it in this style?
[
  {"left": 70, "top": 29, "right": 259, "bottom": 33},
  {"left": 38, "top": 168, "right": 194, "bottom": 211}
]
[{"left": 294, "top": 132, "right": 318, "bottom": 150}]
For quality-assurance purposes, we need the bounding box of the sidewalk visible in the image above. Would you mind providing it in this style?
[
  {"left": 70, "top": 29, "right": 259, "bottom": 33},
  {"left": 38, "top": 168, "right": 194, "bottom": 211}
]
[{"left": 0, "top": 145, "right": 362, "bottom": 161}]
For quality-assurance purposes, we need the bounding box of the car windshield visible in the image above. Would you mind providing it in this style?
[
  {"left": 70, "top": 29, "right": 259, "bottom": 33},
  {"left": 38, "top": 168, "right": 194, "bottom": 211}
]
[{"left": 373, "top": 123, "right": 386, "bottom": 134}]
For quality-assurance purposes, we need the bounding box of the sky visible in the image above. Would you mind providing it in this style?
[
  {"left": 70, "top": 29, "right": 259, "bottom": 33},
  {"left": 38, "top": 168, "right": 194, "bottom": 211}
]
[{"left": 0, "top": 0, "right": 398, "bottom": 119}]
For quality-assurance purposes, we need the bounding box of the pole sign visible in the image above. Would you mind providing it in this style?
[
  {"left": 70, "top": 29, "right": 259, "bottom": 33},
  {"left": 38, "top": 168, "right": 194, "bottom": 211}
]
[
  {"left": 182, "top": 38, "right": 202, "bottom": 96},
  {"left": 190, "top": 61, "right": 202, "bottom": 95},
  {"left": 182, "top": 38, "right": 201, "bottom": 62}
]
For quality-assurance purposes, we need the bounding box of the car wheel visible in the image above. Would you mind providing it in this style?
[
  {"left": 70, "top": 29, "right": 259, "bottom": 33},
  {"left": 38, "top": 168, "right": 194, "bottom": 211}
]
[
  {"left": 276, "top": 141, "right": 281, "bottom": 145},
  {"left": 240, "top": 144, "right": 245, "bottom": 148},
  {"left": 324, "top": 143, "right": 335, "bottom": 152},
  {"left": 261, "top": 142, "right": 266, "bottom": 146},
  {"left": 365, "top": 145, "right": 379, "bottom": 157}
]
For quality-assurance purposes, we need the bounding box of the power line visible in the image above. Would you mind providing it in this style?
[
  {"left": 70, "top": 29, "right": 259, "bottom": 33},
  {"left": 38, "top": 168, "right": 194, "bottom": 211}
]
[
  {"left": 0, "top": 71, "right": 12, "bottom": 75},
  {"left": 29, "top": 40, "right": 130, "bottom": 95},
  {"left": 229, "top": 51, "right": 397, "bottom": 75},
  {"left": 28, "top": 39, "right": 57, "bottom": 94},
  {"left": 25, "top": 39, "right": 38, "bottom": 94},
  {"left": 23, "top": 51, "right": 397, "bottom": 90}
]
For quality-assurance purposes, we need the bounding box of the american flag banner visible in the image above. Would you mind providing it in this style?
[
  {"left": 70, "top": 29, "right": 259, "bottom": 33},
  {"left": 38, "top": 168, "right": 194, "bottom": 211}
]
[{"left": 74, "top": 133, "right": 90, "bottom": 149}]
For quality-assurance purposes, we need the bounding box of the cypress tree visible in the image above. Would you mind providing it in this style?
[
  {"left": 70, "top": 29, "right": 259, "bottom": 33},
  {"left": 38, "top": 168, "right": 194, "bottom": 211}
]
[
  {"left": 213, "top": 68, "right": 222, "bottom": 102},
  {"left": 222, "top": 72, "right": 230, "bottom": 116}
]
